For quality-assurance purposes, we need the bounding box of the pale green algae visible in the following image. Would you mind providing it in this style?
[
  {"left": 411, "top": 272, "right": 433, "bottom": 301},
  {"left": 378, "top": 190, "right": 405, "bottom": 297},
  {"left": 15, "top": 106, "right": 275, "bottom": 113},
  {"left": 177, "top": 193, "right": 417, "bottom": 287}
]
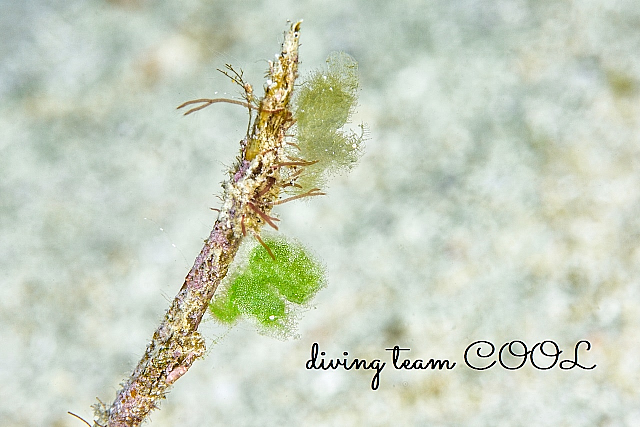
[{"left": 291, "top": 51, "right": 365, "bottom": 193}]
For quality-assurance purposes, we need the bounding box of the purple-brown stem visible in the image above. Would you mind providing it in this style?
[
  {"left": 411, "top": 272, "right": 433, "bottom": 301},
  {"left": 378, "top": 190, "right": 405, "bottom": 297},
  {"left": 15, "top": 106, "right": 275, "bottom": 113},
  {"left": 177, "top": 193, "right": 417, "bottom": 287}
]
[{"left": 93, "top": 21, "right": 302, "bottom": 427}]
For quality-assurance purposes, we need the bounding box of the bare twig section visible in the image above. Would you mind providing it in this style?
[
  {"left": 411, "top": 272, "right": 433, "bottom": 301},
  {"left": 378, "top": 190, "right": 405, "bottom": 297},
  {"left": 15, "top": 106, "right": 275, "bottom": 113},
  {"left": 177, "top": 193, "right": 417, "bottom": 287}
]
[{"left": 96, "top": 21, "right": 302, "bottom": 427}]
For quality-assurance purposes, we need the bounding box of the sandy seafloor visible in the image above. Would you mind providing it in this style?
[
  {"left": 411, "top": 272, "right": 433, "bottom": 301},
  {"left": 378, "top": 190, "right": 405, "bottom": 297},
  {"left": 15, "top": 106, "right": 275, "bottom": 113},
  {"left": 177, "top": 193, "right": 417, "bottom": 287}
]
[{"left": 2, "top": 1, "right": 639, "bottom": 426}]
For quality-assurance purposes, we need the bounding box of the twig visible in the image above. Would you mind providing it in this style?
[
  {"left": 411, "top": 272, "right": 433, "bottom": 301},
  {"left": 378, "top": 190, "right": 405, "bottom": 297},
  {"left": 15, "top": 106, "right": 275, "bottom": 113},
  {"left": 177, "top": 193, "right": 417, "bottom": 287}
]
[{"left": 94, "top": 21, "right": 302, "bottom": 427}]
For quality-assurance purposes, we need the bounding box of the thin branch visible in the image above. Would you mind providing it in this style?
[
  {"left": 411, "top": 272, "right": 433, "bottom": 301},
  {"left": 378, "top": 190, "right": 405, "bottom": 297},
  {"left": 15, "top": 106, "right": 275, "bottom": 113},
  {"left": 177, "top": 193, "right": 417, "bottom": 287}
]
[
  {"left": 273, "top": 159, "right": 319, "bottom": 169},
  {"left": 254, "top": 233, "right": 276, "bottom": 260},
  {"left": 96, "top": 21, "right": 302, "bottom": 427},
  {"left": 68, "top": 412, "right": 92, "bottom": 427},
  {"left": 256, "top": 177, "right": 276, "bottom": 198},
  {"left": 272, "top": 188, "right": 326, "bottom": 205},
  {"left": 177, "top": 98, "right": 253, "bottom": 116},
  {"left": 176, "top": 97, "right": 285, "bottom": 116},
  {"left": 217, "top": 64, "right": 248, "bottom": 89},
  {"left": 247, "top": 201, "right": 280, "bottom": 230}
]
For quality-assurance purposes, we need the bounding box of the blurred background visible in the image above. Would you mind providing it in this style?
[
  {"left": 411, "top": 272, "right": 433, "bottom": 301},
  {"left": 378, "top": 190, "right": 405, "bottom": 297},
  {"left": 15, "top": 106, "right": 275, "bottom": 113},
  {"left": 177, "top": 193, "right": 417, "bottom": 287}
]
[{"left": 2, "top": 0, "right": 639, "bottom": 425}]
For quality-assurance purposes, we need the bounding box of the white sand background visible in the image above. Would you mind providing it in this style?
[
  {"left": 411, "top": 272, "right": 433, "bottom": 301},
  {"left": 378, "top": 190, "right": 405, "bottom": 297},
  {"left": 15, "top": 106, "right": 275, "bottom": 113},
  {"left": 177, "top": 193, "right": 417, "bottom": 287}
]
[{"left": 1, "top": 0, "right": 639, "bottom": 425}]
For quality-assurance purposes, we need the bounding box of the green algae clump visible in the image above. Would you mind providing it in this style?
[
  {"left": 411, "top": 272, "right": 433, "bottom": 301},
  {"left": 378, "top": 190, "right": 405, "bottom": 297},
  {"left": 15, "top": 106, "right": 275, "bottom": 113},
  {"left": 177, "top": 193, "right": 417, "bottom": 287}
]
[{"left": 209, "top": 236, "right": 326, "bottom": 338}]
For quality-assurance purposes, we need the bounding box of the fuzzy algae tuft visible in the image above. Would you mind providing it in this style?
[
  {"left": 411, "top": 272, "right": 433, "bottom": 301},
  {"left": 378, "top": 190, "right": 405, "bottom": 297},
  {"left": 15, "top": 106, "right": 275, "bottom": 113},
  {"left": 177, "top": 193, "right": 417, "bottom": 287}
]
[{"left": 290, "top": 51, "right": 366, "bottom": 193}]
